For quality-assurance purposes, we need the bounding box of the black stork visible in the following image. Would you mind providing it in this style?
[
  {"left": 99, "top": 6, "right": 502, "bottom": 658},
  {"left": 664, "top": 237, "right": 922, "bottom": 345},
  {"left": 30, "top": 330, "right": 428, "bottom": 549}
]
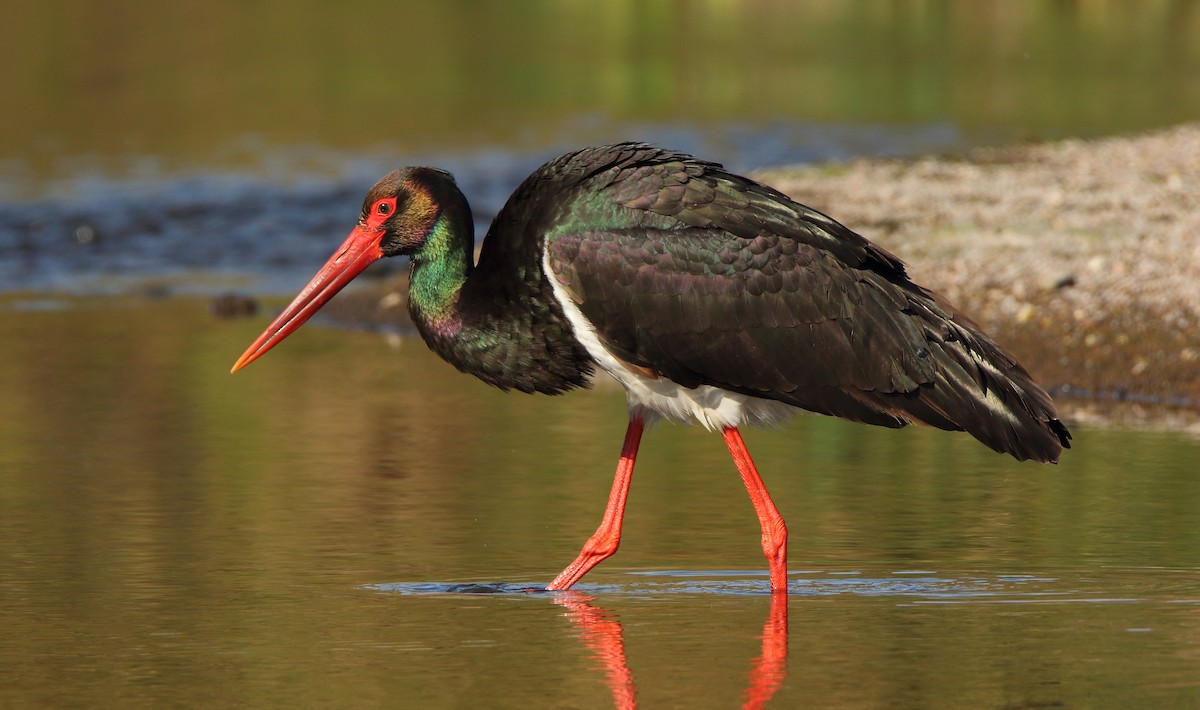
[{"left": 232, "top": 143, "right": 1071, "bottom": 593}]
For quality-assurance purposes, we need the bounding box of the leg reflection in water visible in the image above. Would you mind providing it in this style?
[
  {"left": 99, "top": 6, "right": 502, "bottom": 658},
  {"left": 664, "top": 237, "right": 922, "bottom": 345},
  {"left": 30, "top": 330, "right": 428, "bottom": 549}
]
[
  {"left": 555, "top": 592, "right": 638, "bottom": 709},
  {"left": 743, "top": 592, "right": 789, "bottom": 709},
  {"left": 554, "top": 591, "right": 789, "bottom": 709}
]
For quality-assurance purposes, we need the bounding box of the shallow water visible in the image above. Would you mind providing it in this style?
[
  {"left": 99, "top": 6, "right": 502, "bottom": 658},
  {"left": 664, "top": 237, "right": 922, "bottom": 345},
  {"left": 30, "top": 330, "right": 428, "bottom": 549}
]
[{"left": 1, "top": 296, "right": 1197, "bottom": 708}]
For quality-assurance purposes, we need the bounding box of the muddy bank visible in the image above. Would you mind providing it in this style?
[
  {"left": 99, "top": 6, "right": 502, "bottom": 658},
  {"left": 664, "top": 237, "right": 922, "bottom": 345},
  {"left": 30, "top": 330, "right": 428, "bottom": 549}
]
[{"left": 315, "top": 124, "right": 1200, "bottom": 430}]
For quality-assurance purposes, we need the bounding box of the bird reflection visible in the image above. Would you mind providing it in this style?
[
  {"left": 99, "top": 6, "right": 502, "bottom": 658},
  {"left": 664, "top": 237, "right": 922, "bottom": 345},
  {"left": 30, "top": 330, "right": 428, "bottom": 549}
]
[{"left": 554, "top": 591, "right": 789, "bottom": 709}]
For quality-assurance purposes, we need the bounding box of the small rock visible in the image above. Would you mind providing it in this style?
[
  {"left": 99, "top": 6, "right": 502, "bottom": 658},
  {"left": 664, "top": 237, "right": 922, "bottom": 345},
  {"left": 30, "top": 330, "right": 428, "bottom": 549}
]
[
  {"left": 1053, "top": 274, "right": 1076, "bottom": 290},
  {"left": 74, "top": 225, "right": 98, "bottom": 245}
]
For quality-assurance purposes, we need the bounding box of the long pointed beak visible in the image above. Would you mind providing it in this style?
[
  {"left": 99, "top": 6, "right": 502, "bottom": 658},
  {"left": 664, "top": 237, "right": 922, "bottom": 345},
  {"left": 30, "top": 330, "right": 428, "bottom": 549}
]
[{"left": 231, "top": 226, "right": 384, "bottom": 373}]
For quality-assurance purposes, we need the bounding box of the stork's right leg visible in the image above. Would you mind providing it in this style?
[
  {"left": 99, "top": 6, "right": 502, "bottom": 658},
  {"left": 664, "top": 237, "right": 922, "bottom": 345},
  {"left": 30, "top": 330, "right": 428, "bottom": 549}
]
[{"left": 547, "top": 416, "right": 645, "bottom": 591}]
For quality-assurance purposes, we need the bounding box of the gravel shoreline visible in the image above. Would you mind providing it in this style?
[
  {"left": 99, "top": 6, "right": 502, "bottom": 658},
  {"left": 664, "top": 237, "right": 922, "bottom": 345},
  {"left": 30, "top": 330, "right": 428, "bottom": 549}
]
[{"left": 759, "top": 123, "right": 1200, "bottom": 431}]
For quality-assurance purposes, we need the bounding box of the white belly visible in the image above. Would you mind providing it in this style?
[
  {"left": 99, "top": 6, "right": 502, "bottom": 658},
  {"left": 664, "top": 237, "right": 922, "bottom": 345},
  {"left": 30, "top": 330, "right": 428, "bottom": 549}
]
[{"left": 544, "top": 251, "right": 796, "bottom": 430}]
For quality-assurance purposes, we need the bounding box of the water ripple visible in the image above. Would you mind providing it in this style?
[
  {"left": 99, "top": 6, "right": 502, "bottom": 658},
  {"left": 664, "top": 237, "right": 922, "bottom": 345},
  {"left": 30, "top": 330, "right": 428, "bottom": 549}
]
[{"left": 360, "top": 569, "right": 1150, "bottom": 603}]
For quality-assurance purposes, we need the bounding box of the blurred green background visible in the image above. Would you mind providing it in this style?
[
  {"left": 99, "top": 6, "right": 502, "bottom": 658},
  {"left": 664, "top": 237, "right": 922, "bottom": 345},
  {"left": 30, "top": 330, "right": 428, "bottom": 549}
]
[{"left": 3, "top": 0, "right": 1198, "bottom": 192}]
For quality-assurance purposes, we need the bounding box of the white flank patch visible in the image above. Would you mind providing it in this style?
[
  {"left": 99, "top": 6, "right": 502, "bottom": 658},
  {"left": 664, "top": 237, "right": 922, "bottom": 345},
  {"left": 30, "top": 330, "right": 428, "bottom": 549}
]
[{"left": 543, "top": 249, "right": 796, "bottom": 430}]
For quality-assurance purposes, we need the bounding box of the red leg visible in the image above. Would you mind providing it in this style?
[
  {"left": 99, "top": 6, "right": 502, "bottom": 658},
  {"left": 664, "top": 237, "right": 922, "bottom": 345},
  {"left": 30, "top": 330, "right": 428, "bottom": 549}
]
[
  {"left": 722, "top": 427, "right": 789, "bottom": 592},
  {"left": 547, "top": 416, "right": 645, "bottom": 591}
]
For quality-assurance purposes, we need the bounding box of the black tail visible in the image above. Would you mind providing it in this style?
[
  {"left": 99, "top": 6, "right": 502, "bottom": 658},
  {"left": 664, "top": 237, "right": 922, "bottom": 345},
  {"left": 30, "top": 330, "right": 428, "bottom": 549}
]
[{"left": 895, "top": 308, "right": 1071, "bottom": 463}]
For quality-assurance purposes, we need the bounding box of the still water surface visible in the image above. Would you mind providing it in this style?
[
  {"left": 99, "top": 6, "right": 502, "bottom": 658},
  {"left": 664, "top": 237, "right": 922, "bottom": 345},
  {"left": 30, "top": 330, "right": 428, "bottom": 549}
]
[{"left": 1, "top": 296, "right": 1197, "bottom": 707}]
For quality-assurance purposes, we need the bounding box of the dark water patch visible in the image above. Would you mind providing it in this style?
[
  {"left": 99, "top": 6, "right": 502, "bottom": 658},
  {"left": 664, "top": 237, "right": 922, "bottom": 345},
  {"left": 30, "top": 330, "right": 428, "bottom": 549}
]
[
  {"left": 0, "top": 173, "right": 369, "bottom": 296},
  {"left": 365, "top": 582, "right": 548, "bottom": 596}
]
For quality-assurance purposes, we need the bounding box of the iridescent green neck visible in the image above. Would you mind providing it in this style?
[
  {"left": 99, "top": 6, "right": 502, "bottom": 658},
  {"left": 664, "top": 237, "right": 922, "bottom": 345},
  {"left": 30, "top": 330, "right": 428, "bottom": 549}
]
[{"left": 407, "top": 207, "right": 474, "bottom": 335}]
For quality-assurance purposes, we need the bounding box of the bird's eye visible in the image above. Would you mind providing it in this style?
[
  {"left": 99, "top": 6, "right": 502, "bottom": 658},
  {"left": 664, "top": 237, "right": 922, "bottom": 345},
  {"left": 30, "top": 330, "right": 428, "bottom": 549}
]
[{"left": 377, "top": 201, "right": 393, "bottom": 216}]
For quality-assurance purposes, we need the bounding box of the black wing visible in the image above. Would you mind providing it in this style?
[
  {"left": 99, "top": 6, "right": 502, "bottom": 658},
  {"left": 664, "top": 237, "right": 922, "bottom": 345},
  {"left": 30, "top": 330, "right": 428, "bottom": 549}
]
[{"left": 544, "top": 145, "right": 1070, "bottom": 462}]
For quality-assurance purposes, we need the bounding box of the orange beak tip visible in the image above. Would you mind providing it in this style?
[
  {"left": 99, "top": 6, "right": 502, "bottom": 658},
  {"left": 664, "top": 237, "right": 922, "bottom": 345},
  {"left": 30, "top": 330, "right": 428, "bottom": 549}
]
[{"left": 228, "top": 225, "right": 384, "bottom": 376}]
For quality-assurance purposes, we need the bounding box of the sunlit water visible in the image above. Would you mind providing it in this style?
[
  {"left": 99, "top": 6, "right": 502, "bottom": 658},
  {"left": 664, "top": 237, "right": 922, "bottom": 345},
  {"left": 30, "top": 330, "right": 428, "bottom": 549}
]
[{"left": 1, "top": 297, "right": 1197, "bottom": 708}]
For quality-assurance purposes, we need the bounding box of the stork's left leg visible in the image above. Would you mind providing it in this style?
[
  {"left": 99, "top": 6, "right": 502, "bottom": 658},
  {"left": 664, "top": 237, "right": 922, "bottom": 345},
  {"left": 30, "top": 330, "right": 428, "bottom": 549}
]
[{"left": 722, "top": 427, "right": 789, "bottom": 592}]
